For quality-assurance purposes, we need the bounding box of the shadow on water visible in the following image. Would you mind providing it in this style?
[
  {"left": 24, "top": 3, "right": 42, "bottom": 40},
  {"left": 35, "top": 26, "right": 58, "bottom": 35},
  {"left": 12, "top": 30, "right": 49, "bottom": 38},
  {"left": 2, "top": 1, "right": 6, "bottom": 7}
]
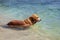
[{"left": 0, "top": 25, "right": 29, "bottom": 30}]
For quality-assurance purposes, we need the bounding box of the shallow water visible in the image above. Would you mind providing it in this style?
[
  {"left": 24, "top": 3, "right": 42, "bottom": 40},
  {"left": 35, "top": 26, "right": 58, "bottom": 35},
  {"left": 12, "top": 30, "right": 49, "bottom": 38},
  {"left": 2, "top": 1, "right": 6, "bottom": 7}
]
[{"left": 0, "top": 1, "right": 60, "bottom": 40}]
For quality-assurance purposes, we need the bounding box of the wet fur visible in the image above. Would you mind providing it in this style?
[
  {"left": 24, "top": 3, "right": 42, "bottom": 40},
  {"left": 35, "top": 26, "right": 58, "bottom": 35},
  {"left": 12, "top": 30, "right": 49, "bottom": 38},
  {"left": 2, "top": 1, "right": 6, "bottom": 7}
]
[{"left": 7, "top": 15, "right": 40, "bottom": 28}]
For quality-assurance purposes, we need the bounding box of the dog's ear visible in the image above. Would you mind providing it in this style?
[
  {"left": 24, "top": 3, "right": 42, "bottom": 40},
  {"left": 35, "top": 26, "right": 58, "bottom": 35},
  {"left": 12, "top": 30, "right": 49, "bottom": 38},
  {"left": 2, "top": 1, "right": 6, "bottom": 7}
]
[
  {"left": 32, "top": 14, "right": 38, "bottom": 17},
  {"left": 31, "top": 14, "right": 39, "bottom": 20},
  {"left": 29, "top": 17, "right": 37, "bottom": 24}
]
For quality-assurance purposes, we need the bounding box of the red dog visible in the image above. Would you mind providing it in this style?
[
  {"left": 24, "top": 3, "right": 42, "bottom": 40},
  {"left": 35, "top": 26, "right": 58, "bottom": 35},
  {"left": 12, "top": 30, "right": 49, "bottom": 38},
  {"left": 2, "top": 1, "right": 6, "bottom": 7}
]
[{"left": 7, "top": 14, "right": 41, "bottom": 28}]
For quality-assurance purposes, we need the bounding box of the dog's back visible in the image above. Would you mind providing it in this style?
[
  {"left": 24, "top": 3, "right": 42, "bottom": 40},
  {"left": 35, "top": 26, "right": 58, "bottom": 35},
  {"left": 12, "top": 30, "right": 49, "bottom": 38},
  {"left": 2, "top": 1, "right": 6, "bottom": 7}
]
[{"left": 7, "top": 20, "right": 25, "bottom": 26}]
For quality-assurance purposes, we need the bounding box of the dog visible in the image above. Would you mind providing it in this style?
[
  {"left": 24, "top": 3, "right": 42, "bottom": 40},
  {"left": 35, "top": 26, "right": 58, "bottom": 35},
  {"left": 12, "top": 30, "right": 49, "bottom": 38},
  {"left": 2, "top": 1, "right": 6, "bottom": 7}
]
[{"left": 7, "top": 14, "right": 41, "bottom": 28}]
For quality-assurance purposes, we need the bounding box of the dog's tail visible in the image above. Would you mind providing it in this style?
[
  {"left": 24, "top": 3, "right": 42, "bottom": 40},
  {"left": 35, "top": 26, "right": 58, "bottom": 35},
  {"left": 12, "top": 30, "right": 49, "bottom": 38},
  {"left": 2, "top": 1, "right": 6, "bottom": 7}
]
[{"left": 7, "top": 22, "right": 12, "bottom": 25}]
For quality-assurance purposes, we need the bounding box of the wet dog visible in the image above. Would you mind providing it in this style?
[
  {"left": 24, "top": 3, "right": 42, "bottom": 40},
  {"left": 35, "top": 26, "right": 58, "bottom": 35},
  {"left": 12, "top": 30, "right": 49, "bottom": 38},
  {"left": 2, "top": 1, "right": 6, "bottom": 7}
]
[{"left": 7, "top": 14, "right": 41, "bottom": 28}]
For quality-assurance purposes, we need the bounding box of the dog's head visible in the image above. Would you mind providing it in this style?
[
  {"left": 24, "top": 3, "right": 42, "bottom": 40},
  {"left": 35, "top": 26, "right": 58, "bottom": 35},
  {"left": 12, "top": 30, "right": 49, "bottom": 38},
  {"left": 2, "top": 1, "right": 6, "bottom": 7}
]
[
  {"left": 29, "top": 14, "right": 41, "bottom": 25},
  {"left": 24, "top": 14, "right": 41, "bottom": 25},
  {"left": 31, "top": 14, "right": 41, "bottom": 22}
]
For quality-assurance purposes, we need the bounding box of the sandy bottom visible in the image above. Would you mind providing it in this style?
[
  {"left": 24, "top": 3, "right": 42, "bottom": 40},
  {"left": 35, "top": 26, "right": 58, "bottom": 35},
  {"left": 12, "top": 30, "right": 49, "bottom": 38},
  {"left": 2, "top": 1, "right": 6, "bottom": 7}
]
[{"left": 0, "top": 25, "right": 51, "bottom": 40}]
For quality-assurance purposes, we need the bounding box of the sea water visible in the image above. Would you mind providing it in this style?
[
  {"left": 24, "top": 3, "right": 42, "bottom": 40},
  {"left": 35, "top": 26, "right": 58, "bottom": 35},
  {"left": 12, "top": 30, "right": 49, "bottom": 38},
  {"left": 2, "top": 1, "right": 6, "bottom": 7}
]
[{"left": 0, "top": 1, "right": 60, "bottom": 40}]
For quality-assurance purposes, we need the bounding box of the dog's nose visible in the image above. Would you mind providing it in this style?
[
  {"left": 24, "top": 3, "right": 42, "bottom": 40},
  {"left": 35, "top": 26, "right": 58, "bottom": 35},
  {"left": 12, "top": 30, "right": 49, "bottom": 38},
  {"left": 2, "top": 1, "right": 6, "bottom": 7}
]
[{"left": 37, "top": 18, "right": 41, "bottom": 22}]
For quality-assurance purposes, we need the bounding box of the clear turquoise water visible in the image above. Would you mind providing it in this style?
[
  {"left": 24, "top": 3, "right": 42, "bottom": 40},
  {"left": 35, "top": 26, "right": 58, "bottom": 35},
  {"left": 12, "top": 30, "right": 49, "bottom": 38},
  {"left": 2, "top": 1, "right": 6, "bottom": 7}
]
[{"left": 0, "top": 1, "right": 60, "bottom": 40}]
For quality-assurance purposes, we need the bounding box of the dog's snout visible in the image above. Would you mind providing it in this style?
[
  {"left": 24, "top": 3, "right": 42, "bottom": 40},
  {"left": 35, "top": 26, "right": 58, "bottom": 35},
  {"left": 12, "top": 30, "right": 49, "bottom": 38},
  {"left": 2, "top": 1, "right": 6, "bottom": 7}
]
[{"left": 37, "top": 18, "right": 41, "bottom": 22}]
